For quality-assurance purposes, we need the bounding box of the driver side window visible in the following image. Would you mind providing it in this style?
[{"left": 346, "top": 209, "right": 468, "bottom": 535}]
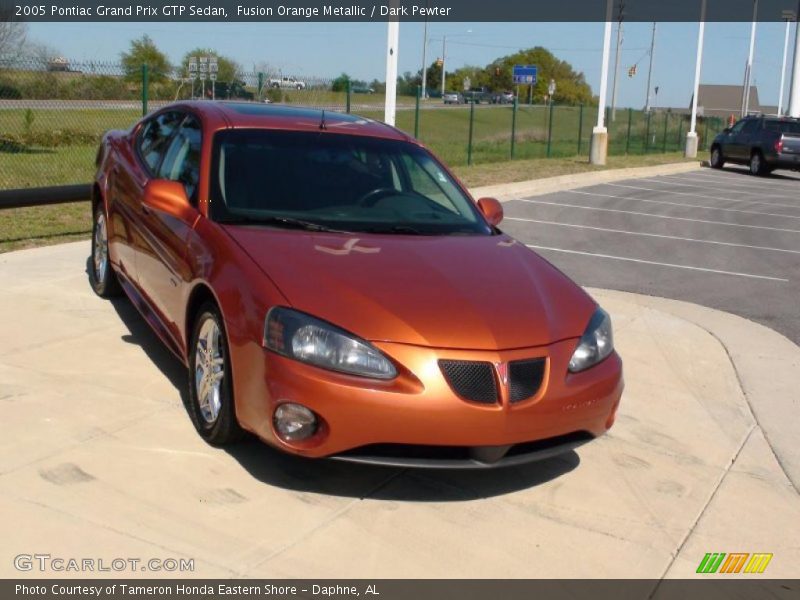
[
  {"left": 137, "top": 111, "right": 183, "bottom": 173},
  {"left": 729, "top": 120, "right": 748, "bottom": 135}
]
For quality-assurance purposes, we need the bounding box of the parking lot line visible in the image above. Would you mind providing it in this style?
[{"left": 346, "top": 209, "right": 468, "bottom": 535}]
[
  {"left": 631, "top": 179, "right": 800, "bottom": 208},
  {"left": 512, "top": 198, "right": 800, "bottom": 234},
  {"left": 568, "top": 189, "right": 800, "bottom": 220},
  {"left": 660, "top": 173, "right": 800, "bottom": 197},
  {"left": 682, "top": 171, "right": 800, "bottom": 190},
  {"left": 505, "top": 217, "right": 800, "bottom": 255},
  {"left": 525, "top": 245, "right": 789, "bottom": 282}
]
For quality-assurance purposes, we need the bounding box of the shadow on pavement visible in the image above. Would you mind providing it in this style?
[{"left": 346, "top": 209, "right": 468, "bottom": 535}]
[
  {"left": 87, "top": 257, "right": 580, "bottom": 501},
  {"left": 718, "top": 165, "right": 800, "bottom": 181}
]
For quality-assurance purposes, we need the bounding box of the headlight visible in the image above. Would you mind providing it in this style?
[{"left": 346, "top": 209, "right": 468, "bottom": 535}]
[
  {"left": 568, "top": 308, "right": 614, "bottom": 373},
  {"left": 263, "top": 307, "right": 397, "bottom": 380}
]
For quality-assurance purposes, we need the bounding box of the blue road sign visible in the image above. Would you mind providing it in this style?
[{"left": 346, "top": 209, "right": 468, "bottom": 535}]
[{"left": 513, "top": 65, "right": 538, "bottom": 85}]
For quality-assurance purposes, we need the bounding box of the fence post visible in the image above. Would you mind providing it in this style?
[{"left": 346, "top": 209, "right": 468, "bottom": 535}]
[
  {"left": 414, "top": 85, "right": 421, "bottom": 138},
  {"left": 662, "top": 113, "right": 669, "bottom": 153},
  {"left": 141, "top": 64, "right": 148, "bottom": 116},
  {"left": 644, "top": 111, "right": 652, "bottom": 153},
  {"left": 346, "top": 78, "right": 351, "bottom": 114},
  {"left": 257, "top": 72, "right": 264, "bottom": 100},
  {"left": 511, "top": 97, "right": 518, "bottom": 159},
  {"left": 467, "top": 100, "right": 475, "bottom": 166},
  {"left": 703, "top": 118, "right": 709, "bottom": 151},
  {"left": 625, "top": 108, "right": 633, "bottom": 154},
  {"left": 546, "top": 103, "right": 555, "bottom": 157},
  {"left": 577, "top": 104, "right": 584, "bottom": 155}
]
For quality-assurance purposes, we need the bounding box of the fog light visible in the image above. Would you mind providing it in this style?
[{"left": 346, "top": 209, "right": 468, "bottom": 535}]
[{"left": 274, "top": 403, "right": 318, "bottom": 441}]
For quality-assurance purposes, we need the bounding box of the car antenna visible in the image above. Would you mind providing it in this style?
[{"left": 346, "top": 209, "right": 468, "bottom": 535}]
[{"left": 319, "top": 109, "right": 327, "bottom": 130}]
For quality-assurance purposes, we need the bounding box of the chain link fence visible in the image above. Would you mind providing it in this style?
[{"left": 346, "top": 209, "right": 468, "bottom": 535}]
[{"left": 1, "top": 55, "right": 725, "bottom": 191}]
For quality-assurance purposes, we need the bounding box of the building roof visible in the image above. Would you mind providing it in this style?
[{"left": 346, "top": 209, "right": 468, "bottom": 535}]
[{"left": 691, "top": 84, "right": 766, "bottom": 118}]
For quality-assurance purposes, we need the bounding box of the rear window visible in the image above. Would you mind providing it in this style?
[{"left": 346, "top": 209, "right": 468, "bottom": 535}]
[{"left": 764, "top": 120, "right": 800, "bottom": 134}]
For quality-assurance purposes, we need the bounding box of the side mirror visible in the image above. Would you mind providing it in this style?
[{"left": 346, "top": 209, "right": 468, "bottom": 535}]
[
  {"left": 477, "top": 197, "right": 503, "bottom": 227},
  {"left": 143, "top": 179, "right": 189, "bottom": 213}
]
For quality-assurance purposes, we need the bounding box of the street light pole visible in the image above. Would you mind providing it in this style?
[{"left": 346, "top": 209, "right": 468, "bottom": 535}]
[
  {"left": 385, "top": 18, "right": 400, "bottom": 126},
  {"left": 743, "top": 0, "right": 758, "bottom": 117},
  {"left": 421, "top": 19, "right": 428, "bottom": 99},
  {"left": 778, "top": 12, "right": 795, "bottom": 115},
  {"left": 611, "top": 5, "right": 624, "bottom": 122},
  {"left": 644, "top": 22, "right": 656, "bottom": 112},
  {"left": 590, "top": 0, "right": 614, "bottom": 165},
  {"left": 441, "top": 35, "right": 447, "bottom": 96},
  {"left": 686, "top": 0, "right": 707, "bottom": 158},
  {"left": 789, "top": 6, "right": 800, "bottom": 117}
]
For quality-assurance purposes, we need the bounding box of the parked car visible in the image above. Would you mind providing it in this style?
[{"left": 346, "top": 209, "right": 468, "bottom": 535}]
[
  {"left": 269, "top": 76, "right": 306, "bottom": 90},
  {"left": 352, "top": 86, "right": 375, "bottom": 94},
  {"left": 710, "top": 115, "right": 800, "bottom": 176},
  {"left": 443, "top": 92, "right": 463, "bottom": 104},
  {"left": 463, "top": 87, "right": 493, "bottom": 104},
  {"left": 492, "top": 91, "right": 515, "bottom": 104},
  {"left": 90, "top": 102, "right": 623, "bottom": 468}
]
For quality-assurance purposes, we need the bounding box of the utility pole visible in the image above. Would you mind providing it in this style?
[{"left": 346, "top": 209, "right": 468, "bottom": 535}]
[
  {"left": 385, "top": 17, "right": 400, "bottom": 126},
  {"left": 686, "top": 0, "right": 707, "bottom": 158},
  {"left": 743, "top": 0, "right": 758, "bottom": 117},
  {"left": 644, "top": 22, "right": 656, "bottom": 112},
  {"left": 789, "top": 2, "right": 800, "bottom": 117},
  {"left": 421, "top": 18, "right": 428, "bottom": 99},
  {"left": 778, "top": 10, "right": 795, "bottom": 115},
  {"left": 441, "top": 35, "right": 447, "bottom": 96},
  {"left": 590, "top": 0, "right": 614, "bottom": 165},
  {"left": 611, "top": 1, "right": 625, "bottom": 122}
]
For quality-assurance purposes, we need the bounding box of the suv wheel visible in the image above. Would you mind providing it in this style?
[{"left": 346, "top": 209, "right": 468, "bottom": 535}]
[
  {"left": 710, "top": 146, "right": 724, "bottom": 169},
  {"left": 749, "top": 151, "right": 767, "bottom": 176},
  {"left": 187, "top": 303, "right": 245, "bottom": 446}
]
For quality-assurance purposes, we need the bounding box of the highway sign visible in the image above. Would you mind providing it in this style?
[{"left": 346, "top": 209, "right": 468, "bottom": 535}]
[{"left": 513, "top": 65, "right": 537, "bottom": 85}]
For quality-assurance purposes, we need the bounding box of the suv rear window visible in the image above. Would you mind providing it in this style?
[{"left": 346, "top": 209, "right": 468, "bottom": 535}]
[{"left": 764, "top": 120, "right": 800, "bottom": 134}]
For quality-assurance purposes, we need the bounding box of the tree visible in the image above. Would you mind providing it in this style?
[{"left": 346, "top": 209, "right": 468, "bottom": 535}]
[
  {"left": 180, "top": 48, "right": 240, "bottom": 85},
  {"left": 0, "top": 21, "right": 27, "bottom": 57},
  {"left": 120, "top": 35, "right": 171, "bottom": 84},
  {"left": 331, "top": 73, "right": 350, "bottom": 92}
]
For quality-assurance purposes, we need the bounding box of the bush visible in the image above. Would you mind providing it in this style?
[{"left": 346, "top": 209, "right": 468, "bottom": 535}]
[{"left": 0, "top": 82, "right": 22, "bottom": 99}]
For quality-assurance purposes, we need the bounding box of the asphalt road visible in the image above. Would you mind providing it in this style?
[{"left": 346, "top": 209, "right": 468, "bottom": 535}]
[{"left": 502, "top": 165, "right": 800, "bottom": 345}]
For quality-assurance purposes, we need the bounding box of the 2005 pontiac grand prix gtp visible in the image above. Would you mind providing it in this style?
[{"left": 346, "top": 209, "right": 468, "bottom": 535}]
[{"left": 90, "top": 101, "right": 623, "bottom": 469}]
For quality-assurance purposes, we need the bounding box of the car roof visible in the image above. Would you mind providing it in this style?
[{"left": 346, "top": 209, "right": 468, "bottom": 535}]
[{"left": 173, "top": 101, "right": 411, "bottom": 141}]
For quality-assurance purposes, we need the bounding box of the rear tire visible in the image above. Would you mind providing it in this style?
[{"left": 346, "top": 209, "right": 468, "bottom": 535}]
[
  {"left": 89, "top": 204, "right": 122, "bottom": 298},
  {"left": 710, "top": 146, "right": 725, "bottom": 169},
  {"left": 749, "top": 151, "right": 767, "bottom": 176},
  {"left": 187, "top": 302, "right": 245, "bottom": 446}
]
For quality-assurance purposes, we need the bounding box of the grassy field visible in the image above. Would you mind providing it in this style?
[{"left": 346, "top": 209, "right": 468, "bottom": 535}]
[
  {"left": 0, "top": 152, "right": 698, "bottom": 253},
  {"left": 1, "top": 104, "right": 722, "bottom": 190}
]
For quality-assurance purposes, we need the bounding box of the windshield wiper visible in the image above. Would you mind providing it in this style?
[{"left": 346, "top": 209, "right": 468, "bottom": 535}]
[
  {"left": 364, "top": 225, "right": 426, "bottom": 235},
  {"left": 222, "top": 215, "right": 353, "bottom": 234}
]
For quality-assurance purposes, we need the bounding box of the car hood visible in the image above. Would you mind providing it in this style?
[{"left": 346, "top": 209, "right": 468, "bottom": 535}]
[{"left": 224, "top": 227, "right": 596, "bottom": 350}]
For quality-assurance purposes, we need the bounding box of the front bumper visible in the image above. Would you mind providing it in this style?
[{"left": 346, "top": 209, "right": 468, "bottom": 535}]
[{"left": 232, "top": 337, "right": 623, "bottom": 467}]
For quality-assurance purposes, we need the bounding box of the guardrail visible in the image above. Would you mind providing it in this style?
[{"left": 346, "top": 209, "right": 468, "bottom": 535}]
[{"left": 0, "top": 185, "right": 90, "bottom": 210}]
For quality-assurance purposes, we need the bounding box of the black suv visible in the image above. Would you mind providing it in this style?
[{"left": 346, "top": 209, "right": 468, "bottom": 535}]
[{"left": 710, "top": 115, "right": 800, "bottom": 176}]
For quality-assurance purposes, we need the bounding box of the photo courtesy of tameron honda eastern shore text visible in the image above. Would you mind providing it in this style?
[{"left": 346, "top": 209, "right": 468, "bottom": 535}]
[{"left": 90, "top": 102, "right": 623, "bottom": 468}]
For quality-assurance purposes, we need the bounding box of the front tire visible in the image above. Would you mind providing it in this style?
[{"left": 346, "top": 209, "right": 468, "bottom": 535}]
[
  {"left": 710, "top": 146, "right": 725, "bottom": 169},
  {"left": 89, "top": 204, "right": 122, "bottom": 298},
  {"left": 187, "top": 303, "right": 244, "bottom": 446}
]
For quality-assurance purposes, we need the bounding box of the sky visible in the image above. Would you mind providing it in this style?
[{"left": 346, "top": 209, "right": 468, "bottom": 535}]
[{"left": 25, "top": 20, "right": 799, "bottom": 110}]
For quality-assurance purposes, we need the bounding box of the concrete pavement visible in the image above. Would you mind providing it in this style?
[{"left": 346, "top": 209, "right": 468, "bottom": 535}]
[{"left": 0, "top": 241, "right": 797, "bottom": 578}]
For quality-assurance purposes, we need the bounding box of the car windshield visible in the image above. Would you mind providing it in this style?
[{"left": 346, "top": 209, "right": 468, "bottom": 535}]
[{"left": 210, "top": 129, "right": 492, "bottom": 235}]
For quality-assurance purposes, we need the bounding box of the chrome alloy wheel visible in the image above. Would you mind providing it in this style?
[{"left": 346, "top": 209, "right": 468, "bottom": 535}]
[
  {"left": 93, "top": 211, "right": 109, "bottom": 282},
  {"left": 194, "top": 317, "right": 226, "bottom": 423}
]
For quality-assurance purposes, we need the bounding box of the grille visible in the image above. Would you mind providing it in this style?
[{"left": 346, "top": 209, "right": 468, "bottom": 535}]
[
  {"left": 509, "top": 358, "right": 546, "bottom": 403},
  {"left": 439, "top": 360, "right": 498, "bottom": 404}
]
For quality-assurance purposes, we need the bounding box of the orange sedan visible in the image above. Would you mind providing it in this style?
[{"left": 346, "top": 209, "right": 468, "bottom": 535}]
[{"left": 91, "top": 102, "right": 622, "bottom": 468}]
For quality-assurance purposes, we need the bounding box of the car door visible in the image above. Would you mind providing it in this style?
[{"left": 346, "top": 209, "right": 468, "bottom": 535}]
[
  {"left": 136, "top": 113, "right": 203, "bottom": 344},
  {"left": 110, "top": 110, "right": 183, "bottom": 287},
  {"left": 723, "top": 119, "right": 752, "bottom": 160}
]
